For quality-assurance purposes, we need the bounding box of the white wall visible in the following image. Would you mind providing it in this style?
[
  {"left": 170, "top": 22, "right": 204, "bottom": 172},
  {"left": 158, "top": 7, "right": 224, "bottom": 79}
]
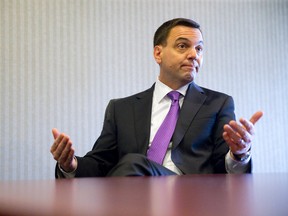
[{"left": 1, "top": 0, "right": 287, "bottom": 180}]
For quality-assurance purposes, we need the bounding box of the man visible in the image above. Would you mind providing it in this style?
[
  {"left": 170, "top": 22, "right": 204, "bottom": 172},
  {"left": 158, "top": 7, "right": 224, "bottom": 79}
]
[{"left": 50, "top": 18, "right": 263, "bottom": 177}]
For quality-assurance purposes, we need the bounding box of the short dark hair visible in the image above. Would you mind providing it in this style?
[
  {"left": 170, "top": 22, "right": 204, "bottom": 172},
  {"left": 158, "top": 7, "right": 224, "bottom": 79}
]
[{"left": 153, "top": 18, "right": 201, "bottom": 47}]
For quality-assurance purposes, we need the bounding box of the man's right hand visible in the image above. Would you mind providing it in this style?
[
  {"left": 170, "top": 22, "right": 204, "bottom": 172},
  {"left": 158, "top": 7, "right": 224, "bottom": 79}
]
[{"left": 50, "top": 128, "right": 77, "bottom": 173}]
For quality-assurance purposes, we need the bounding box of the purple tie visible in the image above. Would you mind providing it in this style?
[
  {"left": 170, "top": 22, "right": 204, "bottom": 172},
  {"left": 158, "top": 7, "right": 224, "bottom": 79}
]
[{"left": 147, "top": 91, "right": 180, "bottom": 164}]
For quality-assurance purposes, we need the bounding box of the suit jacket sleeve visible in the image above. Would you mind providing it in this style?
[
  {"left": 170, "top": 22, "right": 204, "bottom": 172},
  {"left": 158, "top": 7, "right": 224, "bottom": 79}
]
[{"left": 75, "top": 99, "right": 119, "bottom": 177}]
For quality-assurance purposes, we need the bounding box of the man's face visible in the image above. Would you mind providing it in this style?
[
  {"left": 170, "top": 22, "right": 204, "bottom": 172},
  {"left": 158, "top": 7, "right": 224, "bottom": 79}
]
[{"left": 154, "top": 26, "right": 204, "bottom": 89}]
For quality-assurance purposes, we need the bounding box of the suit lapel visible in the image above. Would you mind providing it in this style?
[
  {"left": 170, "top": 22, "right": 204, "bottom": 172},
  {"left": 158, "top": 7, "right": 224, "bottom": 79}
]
[
  {"left": 172, "top": 82, "right": 207, "bottom": 148},
  {"left": 133, "top": 85, "right": 154, "bottom": 153}
]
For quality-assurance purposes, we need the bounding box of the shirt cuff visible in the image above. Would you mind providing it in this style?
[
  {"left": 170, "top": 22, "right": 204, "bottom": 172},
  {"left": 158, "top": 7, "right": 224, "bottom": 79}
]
[
  {"left": 225, "top": 150, "right": 251, "bottom": 174},
  {"left": 57, "top": 157, "right": 77, "bottom": 178}
]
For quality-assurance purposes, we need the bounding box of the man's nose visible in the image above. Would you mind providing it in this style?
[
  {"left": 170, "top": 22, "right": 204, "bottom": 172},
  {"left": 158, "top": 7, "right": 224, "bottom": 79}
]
[{"left": 187, "top": 48, "right": 198, "bottom": 59}]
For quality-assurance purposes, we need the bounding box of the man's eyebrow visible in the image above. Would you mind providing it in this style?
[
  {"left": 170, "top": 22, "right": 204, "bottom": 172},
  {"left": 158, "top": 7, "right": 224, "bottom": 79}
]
[
  {"left": 175, "top": 37, "right": 190, "bottom": 42},
  {"left": 175, "top": 37, "right": 204, "bottom": 45},
  {"left": 198, "top": 41, "right": 204, "bottom": 45}
]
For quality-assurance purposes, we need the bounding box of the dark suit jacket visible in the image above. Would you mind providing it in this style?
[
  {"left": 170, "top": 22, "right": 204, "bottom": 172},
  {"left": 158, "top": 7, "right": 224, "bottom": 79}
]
[{"left": 71, "top": 82, "right": 251, "bottom": 177}]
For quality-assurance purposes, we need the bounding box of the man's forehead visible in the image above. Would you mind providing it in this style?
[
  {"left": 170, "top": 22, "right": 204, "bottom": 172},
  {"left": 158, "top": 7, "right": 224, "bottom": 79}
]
[{"left": 168, "top": 26, "right": 203, "bottom": 42}]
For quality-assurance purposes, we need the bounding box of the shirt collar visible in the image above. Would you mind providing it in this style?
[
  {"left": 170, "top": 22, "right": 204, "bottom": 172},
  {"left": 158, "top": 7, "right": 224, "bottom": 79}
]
[{"left": 154, "top": 78, "right": 190, "bottom": 103}]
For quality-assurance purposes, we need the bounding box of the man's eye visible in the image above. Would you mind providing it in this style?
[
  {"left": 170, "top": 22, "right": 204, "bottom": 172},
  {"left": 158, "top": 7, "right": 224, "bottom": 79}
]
[
  {"left": 177, "top": 43, "right": 187, "bottom": 49},
  {"left": 196, "top": 46, "right": 203, "bottom": 52}
]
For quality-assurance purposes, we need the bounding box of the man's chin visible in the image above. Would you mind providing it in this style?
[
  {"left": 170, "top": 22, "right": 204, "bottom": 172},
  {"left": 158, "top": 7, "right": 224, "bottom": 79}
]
[
  {"left": 180, "top": 77, "right": 194, "bottom": 87},
  {"left": 184, "top": 72, "right": 196, "bottom": 83}
]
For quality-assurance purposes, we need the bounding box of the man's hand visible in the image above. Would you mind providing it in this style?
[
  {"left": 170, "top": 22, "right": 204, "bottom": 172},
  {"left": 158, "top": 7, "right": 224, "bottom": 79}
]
[
  {"left": 50, "top": 128, "right": 77, "bottom": 172},
  {"left": 223, "top": 111, "right": 263, "bottom": 155}
]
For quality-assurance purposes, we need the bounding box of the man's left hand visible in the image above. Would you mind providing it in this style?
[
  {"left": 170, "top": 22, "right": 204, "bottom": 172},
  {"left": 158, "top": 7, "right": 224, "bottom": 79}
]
[{"left": 223, "top": 111, "right": 264, "bottom": 155}]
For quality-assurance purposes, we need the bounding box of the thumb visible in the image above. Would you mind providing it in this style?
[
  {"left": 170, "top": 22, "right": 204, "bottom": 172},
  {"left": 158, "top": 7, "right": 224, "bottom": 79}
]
[
  {"left": 52, "top": 128, "right": 60, "bottom": 140},
  {"left": 250, "top": 111, "right": 264, "bottom": 125}
]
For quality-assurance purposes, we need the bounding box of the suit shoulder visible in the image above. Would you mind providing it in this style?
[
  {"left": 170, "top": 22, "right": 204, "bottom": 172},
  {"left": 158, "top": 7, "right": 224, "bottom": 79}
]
[
  {"left": 198, "top": 85, "right": 232, "bottom": 98},
  {"left": 194, "top": 84, "right": 234, "bottom": 107},
  {"left": 109, "top": 86, "right": 154, "bottom": 104}
]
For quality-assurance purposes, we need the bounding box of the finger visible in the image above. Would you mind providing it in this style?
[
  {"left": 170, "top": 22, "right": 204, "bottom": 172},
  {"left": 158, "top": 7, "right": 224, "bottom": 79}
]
[
  {"left": 51, "top": 134, "right": 70, "bottom": 161},
  {"left": 56, "top": 135, "right": 70, "bottom": 157},
  {"left": 223, "top": 131, "right": 242, "bottom": 152},
  {"left": 52, "top": 128, "right": 60, "bottom": 140},
  {"left": 223, "top": 131, "right": 234, "bottom": 147},
  {"left": 229, "top": 121, "right": 252, "bottom": 143},
  {"left": 58, "top": 140, "right": 73, "bottom": 164},
  {"left": 223, "top": 124, "right": 239, "bottom": 146},
  {"left": 50, "top": 133, "right": 65, "bottom": 153},
  {"left": 239, "top": 118, "right": 255, "bottom": 135},
  {"left": 249, "top": 111, "right": 263, "bottom": 125},
  {"left": 224, "top": 122, "right": 245, "bottom": 142},
  {"left": 66, "top": 148, "right": 75, "bottom": 164},
  {"left": 223, "top": 131, "right": 251, "bottom": 155},
  {"left": 62, "top": 147, "right": 75, "bottom": 170}
]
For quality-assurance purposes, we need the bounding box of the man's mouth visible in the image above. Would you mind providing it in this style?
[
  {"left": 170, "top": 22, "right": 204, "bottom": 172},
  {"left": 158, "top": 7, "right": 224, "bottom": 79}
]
[{"left": 182, "top": 64, "right": 197, "bottom": 71}]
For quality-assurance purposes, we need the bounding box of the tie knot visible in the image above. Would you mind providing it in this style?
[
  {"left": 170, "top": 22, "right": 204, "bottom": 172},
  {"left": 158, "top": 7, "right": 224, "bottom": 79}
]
[{"left": 167, "top": 91, "right": 180, "bottom": 102}]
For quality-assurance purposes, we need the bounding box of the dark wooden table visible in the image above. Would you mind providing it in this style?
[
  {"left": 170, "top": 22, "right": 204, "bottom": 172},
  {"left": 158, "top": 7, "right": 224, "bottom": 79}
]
[{"left": 0, "top": 174, "right": 287, "bottom": 216}]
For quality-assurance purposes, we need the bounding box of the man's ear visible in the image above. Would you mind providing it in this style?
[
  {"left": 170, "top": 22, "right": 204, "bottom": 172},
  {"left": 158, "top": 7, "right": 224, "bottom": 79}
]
[{"left": 153, "top": 45, "right": 162, "bottom": 64}]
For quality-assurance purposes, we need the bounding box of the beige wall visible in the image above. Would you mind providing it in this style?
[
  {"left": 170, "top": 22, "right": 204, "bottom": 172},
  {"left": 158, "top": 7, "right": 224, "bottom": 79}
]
[{"left": 1, "top": 0, "right": 287, "bottom": 180}]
